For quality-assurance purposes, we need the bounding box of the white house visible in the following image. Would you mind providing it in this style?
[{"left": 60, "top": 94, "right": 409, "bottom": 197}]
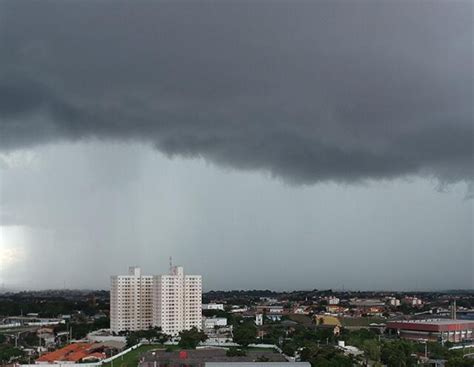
[
  {"left": 202, "top": 304, "right": 225, "bottom": 311},
  {"left": 203, "top": 317, "right": 228, "bottom": 329}
]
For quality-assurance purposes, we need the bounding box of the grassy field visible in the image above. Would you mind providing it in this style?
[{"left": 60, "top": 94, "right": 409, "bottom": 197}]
[{"left": 102, "top": 345, "right": 166, "bottom": 367}]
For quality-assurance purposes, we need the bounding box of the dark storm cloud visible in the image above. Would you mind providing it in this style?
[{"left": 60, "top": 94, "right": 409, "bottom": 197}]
[{"left": 0, "top": 0, "right": 472, "bottom": 183}]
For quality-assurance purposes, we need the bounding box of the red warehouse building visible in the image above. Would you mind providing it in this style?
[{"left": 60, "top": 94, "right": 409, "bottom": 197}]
[{"left": 386, "top": 319, "right": 474, "bottom": 343}]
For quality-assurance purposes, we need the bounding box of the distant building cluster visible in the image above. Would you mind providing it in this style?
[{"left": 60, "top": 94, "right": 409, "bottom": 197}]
[
  {"left": 110, "top": 265, "right": 202, "bottom": 335},
  {"left": 2, "top": 282, "right": 473, "bottom": 367}
]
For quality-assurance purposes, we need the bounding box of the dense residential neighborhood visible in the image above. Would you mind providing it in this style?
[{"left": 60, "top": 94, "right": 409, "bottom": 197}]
[{"left": 0, "top": 271, "right": 473, "bottom": 367}]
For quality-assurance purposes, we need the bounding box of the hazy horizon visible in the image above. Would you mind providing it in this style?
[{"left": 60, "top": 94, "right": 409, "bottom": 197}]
[{"left": 2, "top": 282, "right": 473, "bottom": 294}]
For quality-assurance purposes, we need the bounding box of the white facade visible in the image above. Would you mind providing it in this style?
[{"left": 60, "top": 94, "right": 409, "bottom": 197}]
[
  {"left": 110, "top": 267, "right": 154, "bottom": 333},
  {"left": 110, "top": 265, "right": 202, "bottom": 335},
  {"left": 203, "top": 317, "right": 227, "bottom": 329},
  {"left": 402, "top": 296, "right": 423, "bottom": 306},
  {"left": 328, "top": 296, "right": 340, "bottom": 305},
  {"left": 153, "top": 266, "right": 202, "bottom": 336},
  {"left": 293, "top": 307, "right": 308, "bottom": 314},
  {"left": 387, "top": 297, "right": 401, "bottom": 306},
  {"left": 269, "top": 306, "right": 284, "bottom": 314},
  {"left": 202, "top": 303, "right": 225, "bottom": 311}
]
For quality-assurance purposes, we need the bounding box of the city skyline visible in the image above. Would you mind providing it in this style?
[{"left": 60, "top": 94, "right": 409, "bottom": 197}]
[{"left": 0, "top": 1, "right": 472, "bottom": 291}]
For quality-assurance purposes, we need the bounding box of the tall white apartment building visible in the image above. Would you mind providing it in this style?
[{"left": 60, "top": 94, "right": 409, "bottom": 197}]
[
  {"left": 110, "top": 265, "right": 202, "bottom": 335},
  {"left": 153, "top": 266, "right": 202, "bottom": 336},
  {"left": 110, "top": 266, "right": 154, "bottom": 333}
]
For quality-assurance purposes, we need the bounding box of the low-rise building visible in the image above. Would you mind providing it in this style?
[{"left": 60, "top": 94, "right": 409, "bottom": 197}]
[
  {"left": 203, "top": 317, "right": 227, "bottom": 329},
  {"left": 386, "top": 297, "right": 401, "bottom": 307},
  {"left": 266, "top": 314, "right": 283, "bottom": 322},
  {"left": 337, "top": 341, "right": 364, "bottom": 357},
  {"left": 326, "top": 305, "right": 348, "bottom": 314},
  {"left": 229, "top": 307, "right": 248, "bottom": 314},
  {"left": 402, "top": 296, "right": 423, "bottom": 307},
  {"left": 386, "top": 319, "right": 474, "bottom": 343},
  {"left": 255, "top": 305, "right": 285, "bottom": 314},
  {"left": 36, "top": 343, "right": 107, "bottom": 364},
  {"left": 260, "top": 297, "right": 279, "bottom": 303},
  {"left": 203, "top": 304, "right": 225, "bottom": 311},
  {"left": 292, "top": 306, "right": 310, "bottom": 314},
  {"left": 37, "top": 328, "right": 55, "bottom": 346},
  {"left": 349, "top": 299, "right": 385, "bottom": 315}
]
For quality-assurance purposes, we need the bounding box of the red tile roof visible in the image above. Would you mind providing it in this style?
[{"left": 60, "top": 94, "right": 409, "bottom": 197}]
[{"left": 36, "top": 343, "right": 98, "bottom": 363}]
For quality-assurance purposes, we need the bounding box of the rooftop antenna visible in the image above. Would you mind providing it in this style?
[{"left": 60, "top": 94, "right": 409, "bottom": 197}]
[{"left": 169, "top": 256, "right": 173, "bottom": 272}]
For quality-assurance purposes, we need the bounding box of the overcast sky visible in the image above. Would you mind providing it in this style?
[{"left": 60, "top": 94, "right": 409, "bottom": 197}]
[{"left": 0, "top": 0, "right": 472, "bottom": 291}]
